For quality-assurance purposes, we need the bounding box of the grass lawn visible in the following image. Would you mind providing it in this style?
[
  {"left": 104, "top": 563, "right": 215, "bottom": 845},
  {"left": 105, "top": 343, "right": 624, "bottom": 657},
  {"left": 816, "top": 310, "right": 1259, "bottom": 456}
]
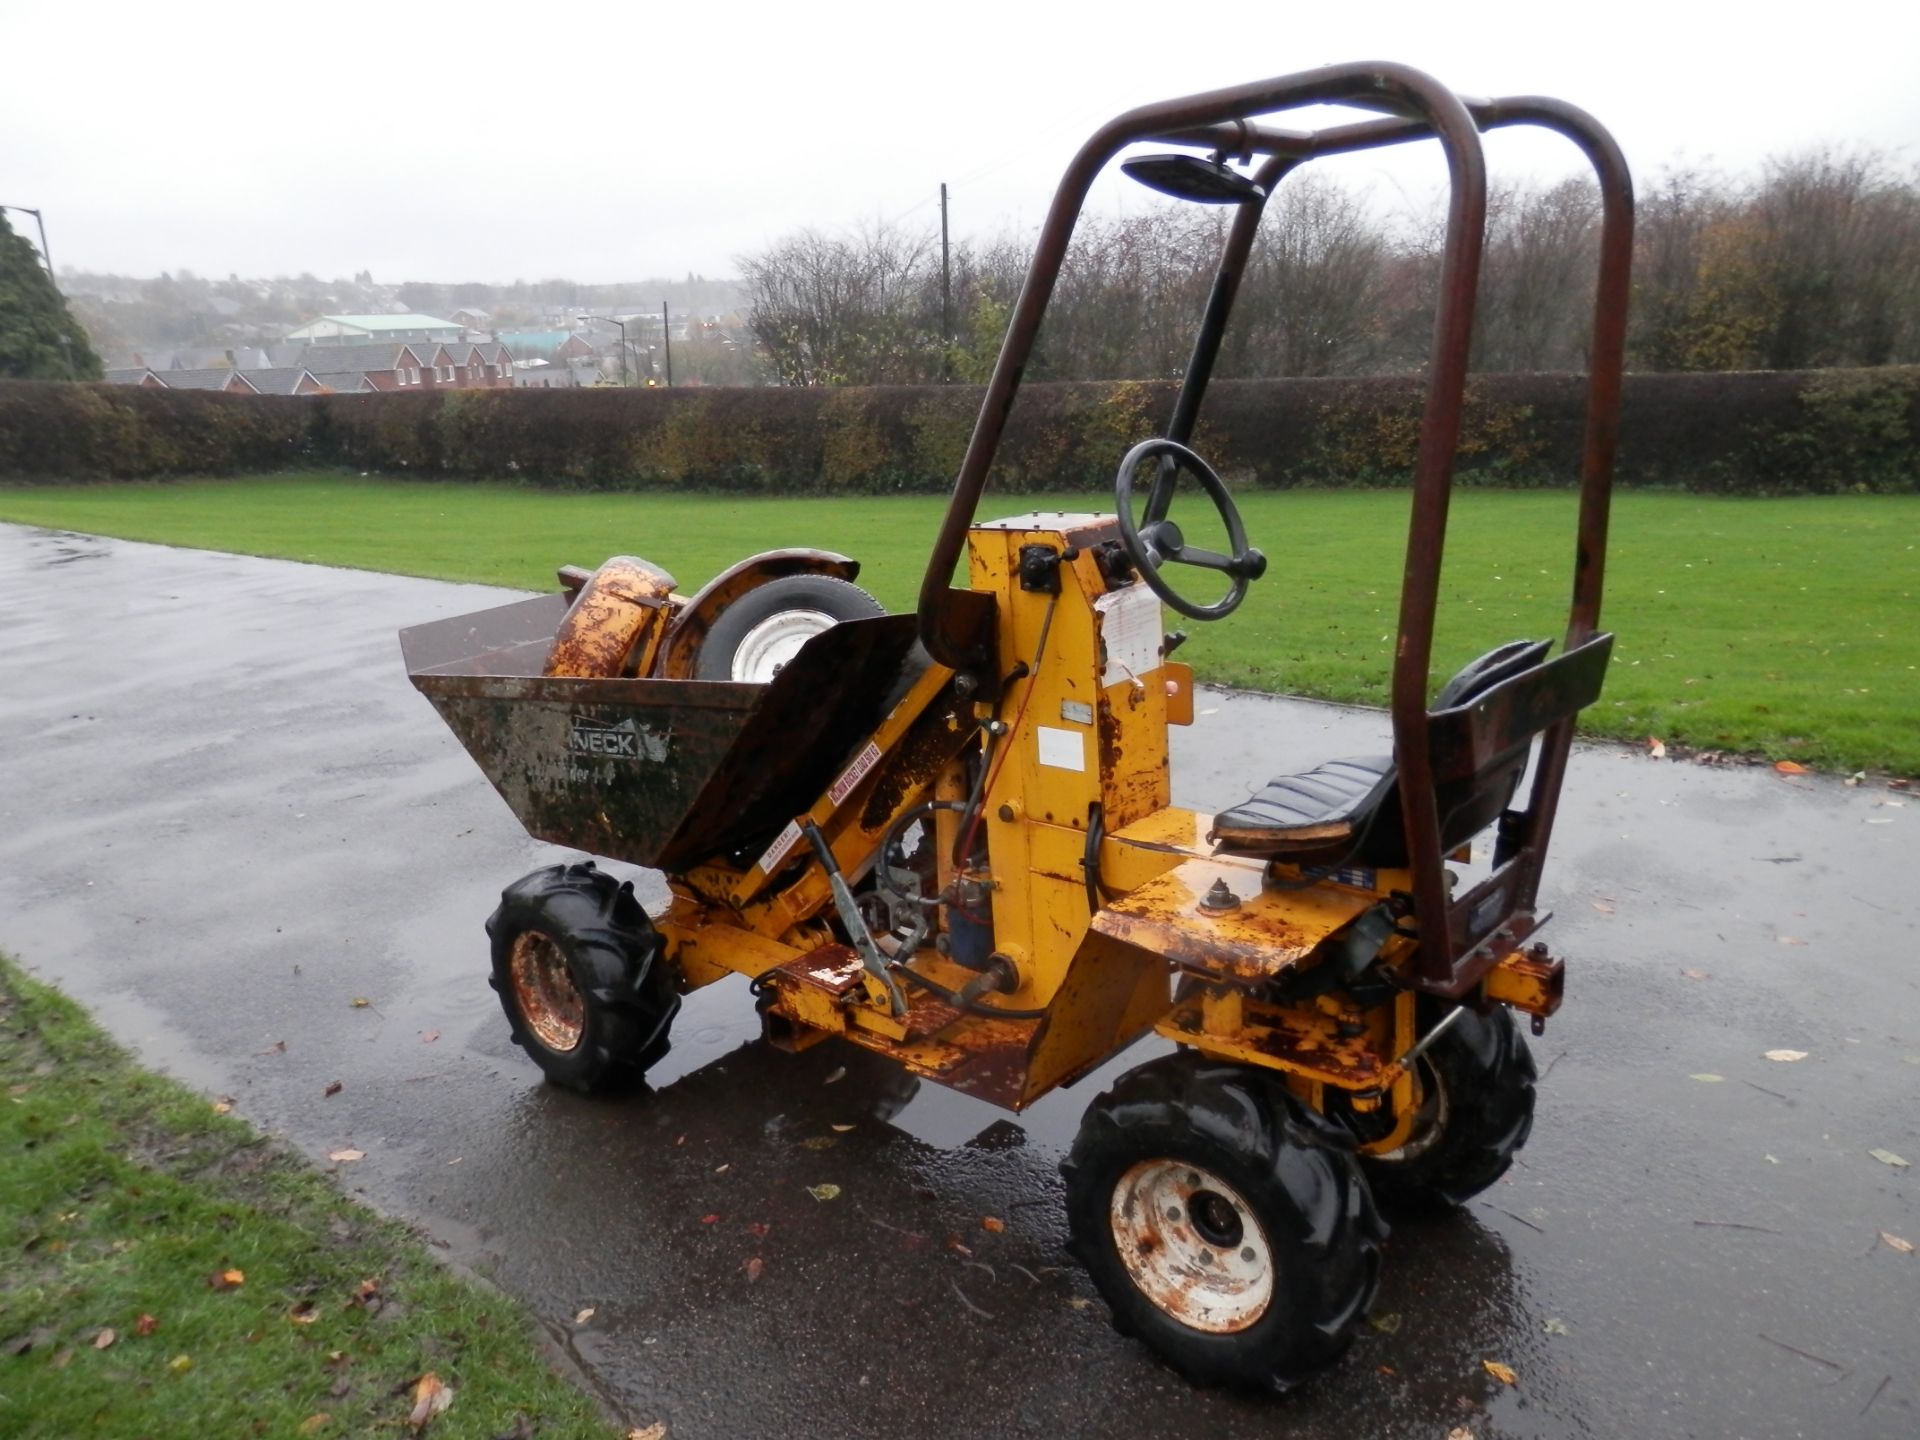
[
  {"left": 1, "top": 475, "right": 1914, "bottom": 773},
  {"left": 0, "top": 956, "right": 624, "bottom": 1439}
]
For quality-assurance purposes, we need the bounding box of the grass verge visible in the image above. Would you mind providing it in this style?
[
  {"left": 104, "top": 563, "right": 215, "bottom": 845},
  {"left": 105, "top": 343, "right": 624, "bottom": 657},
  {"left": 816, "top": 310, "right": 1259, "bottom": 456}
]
[
  {"left": 0, "top": 476, "right": 1914, "bottom": 773},
  {"left": 0, "top": 955, "right": 618, "bottom": 1439}
]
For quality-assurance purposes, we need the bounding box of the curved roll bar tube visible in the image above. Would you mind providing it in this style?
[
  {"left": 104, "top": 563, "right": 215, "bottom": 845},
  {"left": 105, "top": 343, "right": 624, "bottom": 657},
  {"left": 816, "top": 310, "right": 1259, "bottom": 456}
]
[{"left": 914, "top": 62, "right": 1631, "bottom": 989}]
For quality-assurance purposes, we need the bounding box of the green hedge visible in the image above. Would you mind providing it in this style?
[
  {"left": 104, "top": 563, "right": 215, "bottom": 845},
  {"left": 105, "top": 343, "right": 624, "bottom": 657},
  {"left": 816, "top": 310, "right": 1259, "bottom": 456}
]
[{"left": 3, "top": 368, "right": 1916, "bottom": 494}]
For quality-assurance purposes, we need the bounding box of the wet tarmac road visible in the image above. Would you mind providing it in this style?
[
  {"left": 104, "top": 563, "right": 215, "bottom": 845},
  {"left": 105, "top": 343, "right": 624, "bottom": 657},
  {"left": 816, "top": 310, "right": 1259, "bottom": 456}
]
[{"left": 1, "top": 522, "right": 1915, "bottom": 1439}]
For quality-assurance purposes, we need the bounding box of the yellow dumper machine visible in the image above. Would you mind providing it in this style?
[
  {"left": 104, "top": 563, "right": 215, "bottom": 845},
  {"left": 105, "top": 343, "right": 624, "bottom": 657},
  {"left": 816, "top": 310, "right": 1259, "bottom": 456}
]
[{"left": 402, "top": 61, "right": 1630, "bottom": 1390}]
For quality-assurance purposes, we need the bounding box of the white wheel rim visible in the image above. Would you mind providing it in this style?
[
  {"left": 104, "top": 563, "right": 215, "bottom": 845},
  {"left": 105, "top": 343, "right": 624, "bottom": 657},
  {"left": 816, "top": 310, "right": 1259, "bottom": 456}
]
[
  {"left": 1109, "top": 1158, "right": 1275, "bottom": 1333},
  {"left": 730, "top": 609, "right": 837, "bottom": 683}
]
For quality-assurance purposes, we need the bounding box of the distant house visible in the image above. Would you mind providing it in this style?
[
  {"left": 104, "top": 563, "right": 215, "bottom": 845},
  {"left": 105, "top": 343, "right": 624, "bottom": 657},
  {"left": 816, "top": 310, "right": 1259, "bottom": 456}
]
[
  {"left": 496, "top": 330, "right": 594, "bottom": 364},
  {"left": 281, "top": 343, "right": 438, "bottom": 390},
  {"left": 449, "top": 307, "right": 491, "bottom": 330},
  {"left": 153, "top": 368, "right": 261, "bottom": 394},
  {"left": 511, "top": 358, "right": 582, "bottom": 388},
  {"left": 439, "top": 341, "right": 514, "bottom": 387},
  {"left": 307, "top": 372, "right": 382, "bottom": 394},
  {"left": 244, "top": 368, "right": 329, "bottom": 396},
  {"left": 104, "top": 367, "right": 166, "bottom": 388},
  {"left": 284, "top": 313, "right": 464, "bottom": 346}
]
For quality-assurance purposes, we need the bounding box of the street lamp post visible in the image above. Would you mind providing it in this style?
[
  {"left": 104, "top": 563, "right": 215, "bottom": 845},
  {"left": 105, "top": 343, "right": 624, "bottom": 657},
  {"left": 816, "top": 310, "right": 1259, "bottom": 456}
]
[{"left": 578, "top": 314, "right": 629, "bottom": 387}]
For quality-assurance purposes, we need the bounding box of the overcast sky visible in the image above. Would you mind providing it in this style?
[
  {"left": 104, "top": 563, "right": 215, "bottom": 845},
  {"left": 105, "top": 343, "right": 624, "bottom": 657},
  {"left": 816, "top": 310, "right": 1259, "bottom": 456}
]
[{"left": 5, "top": 1, "right": 1916, "bottom": 283}]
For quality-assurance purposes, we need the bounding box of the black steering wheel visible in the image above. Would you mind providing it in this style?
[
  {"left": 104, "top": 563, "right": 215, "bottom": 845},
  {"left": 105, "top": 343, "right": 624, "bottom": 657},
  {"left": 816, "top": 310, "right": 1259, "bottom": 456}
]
[{"left": 1113, "top": 438, "right": 1267, "bottom": 620}]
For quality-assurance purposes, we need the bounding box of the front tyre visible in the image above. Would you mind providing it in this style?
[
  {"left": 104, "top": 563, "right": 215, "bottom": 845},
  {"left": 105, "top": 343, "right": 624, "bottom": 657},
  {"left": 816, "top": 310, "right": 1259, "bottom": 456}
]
[
  {"left": 1360, "top": 1002, "right": 1537, "bottom": 1211},
  {"left": 1062, "top": 1053, "right": 1385, "bottom": 1391},
  {"left": 485, "top": 861, "right": 679, "bottom": 1092}
]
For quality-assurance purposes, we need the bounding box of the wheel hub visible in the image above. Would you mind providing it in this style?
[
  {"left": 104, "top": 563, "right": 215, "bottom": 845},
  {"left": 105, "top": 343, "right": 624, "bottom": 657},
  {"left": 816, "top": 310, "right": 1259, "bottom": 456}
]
[
  {"left": 509, "top": 929, "right": 585, "bottom": 1053},
  {"left": 1109, "top": 1159, "right": 1275, "bottom": 1333},
  {"left": 729, "top": 608, "right": 838, "bottom": 682}
]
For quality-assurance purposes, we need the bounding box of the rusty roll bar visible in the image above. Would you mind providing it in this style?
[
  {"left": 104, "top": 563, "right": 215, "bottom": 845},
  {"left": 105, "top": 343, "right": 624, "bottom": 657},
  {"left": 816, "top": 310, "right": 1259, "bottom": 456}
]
[{"left": 915, "top": 63, "right": 1631, "bottom": 990}]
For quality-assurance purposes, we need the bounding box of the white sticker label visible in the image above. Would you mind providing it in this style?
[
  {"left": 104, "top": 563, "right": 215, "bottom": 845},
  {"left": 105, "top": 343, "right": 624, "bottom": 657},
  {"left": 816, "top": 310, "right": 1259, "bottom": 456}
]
[
  {"left": 1095, "top": 584, "right": 1163, "bottom": 687},
  {"left": 756, "top": 819, "right": 803, "bottom": 874},
  {"left": 828, "top": 740, "right": 882, "bottom": 805},
  {"left": 1036, "top": 725, "right": 1086, "bottom": 772}
]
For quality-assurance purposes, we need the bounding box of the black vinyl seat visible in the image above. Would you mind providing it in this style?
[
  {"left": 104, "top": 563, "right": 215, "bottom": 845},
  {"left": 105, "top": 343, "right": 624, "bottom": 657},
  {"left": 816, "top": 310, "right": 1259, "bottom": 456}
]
[{"left": 1212, "top": 640, "right": 1552, "bottom": 866}]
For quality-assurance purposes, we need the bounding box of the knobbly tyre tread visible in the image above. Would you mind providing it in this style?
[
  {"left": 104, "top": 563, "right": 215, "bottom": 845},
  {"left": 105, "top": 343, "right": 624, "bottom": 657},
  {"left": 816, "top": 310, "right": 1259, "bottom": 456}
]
[
  {"left": 1062, "top": 1051, "right": 1386, "bottom": 1392},
  {"left": 485, "top": 861, "right": 679, "bottom": 1092},
  {"left": 1360, "top": 1001, "right": 1537, "bottom": 1211}
]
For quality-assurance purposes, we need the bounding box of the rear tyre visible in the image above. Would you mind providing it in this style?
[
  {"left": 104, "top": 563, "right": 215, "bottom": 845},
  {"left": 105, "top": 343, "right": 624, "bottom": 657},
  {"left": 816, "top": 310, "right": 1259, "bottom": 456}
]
[
  {"left": 1359, "top": 1002, "right": 1536, "bottom": 1211},
  {"left": 1062, "top": 1052, "right": 1385, "bottom": 1392},
  {"left": 485, "top": 861, "right": 679, "bottom": 1092},
  {"left": 694, "top": 575, "right": 884, "bottom": 683}
]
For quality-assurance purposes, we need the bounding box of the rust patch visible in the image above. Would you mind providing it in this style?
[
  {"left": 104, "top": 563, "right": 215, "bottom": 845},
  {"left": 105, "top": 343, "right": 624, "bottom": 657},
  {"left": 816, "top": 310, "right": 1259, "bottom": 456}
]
[{"left": 544, "top": 556, "right": 677, "bottom": 680}]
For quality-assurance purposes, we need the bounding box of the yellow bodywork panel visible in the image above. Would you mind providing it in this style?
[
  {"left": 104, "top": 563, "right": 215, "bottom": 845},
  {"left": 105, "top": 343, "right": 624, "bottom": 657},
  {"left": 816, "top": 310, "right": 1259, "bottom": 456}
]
[
  {"left": 1018, "top": 927, "right": 1175, "bottom": 1107},
  {"left": 1089, "top": 855, "right": 1376, "bottom": 985}
]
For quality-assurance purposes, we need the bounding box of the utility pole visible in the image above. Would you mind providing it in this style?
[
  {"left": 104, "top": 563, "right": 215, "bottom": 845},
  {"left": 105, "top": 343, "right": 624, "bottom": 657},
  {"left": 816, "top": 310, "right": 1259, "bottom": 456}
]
[
  {"left": 940, "top": 182, "right": 952, "bottom": 381},
  {"left": 662, "top": 301, "right": 673, "bottom": 387}
]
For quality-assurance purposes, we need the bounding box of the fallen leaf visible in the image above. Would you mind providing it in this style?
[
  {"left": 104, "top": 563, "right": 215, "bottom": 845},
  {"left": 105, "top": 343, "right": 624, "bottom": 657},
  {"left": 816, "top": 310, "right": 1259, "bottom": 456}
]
[
  {"left": 744, "top": 1222, "right": 771, "bottom": 1238},
  {"left": 1680, "top": 968, "right": 1711, "bottom": 981},
  {"left": 1367, "top": 1312, "right": 1403, "bottom": 1334},
  {"left": 944, "top": 1233, "right": 974, "bottom": 1257},
  {"left": 628, "top": 1425, "right": 668, "bottom": 1440},
  {"left": 830, "top": 1123, "right": 855, "bottom": 1133},
  {"left": 135, "top": 1313, "right": 158, "bottom": 1336},
  {"left": 1590, "top": 901, "right": 1615, "bottom": 914},
  {"left": 299, "top": 1414, "right": 331, "bottom": 1435},
  {"left": 799, "top": 1136, "right": 838, "bottom": 1151},
  {"left": 289, "top": 1301, "right": 318, "bottom": 1325},
  {"left": 1764, "top": 1049, "right": 1808, "bottom": 1062},
  {"left": 93, "top": 1328, "right": 116, "bottom": 1350},
  {"left": 714, "top": 1163, "right": 729, "bottom": 1174},
  {"left": 406, "top": 1372, "right": 453, "bottom": 1431},
  {"left": 573, "top": 1307, "right": 595, "bottom": 1325},
  {"left": 1543, "top": 1317, "right": 1570, "bottom": 1336},
  {"left": 1647, "top": 737, "right": 1667, "bottom": 760},
  {"left": 49, "top": 1348, "right": 73, "bottom": 1369},
  {"left": 353, "top": 1277, "right": 381, "bottom": 1303},
  {"left": 1448, "top": 1430, "right": 1474, "bottom": 1440},
  {"left": 1869, "top": 1149, "right": 1911, "bottom": 1169},
  {"left": 744, "top": 1257, "right": 764, "bottom": 1282},
  {"left": 981, "top": 1216, "right": 1006, "bottom": 1234},
  {"left": 420, "top": 1030, "right": 440, "bottom": 1044},
  {"left": 1690, "top": 1073, "right": 1725, "bottom": 1083},
  {"left": 806, "top": 1183, "right": 841, "bottom": 1202},
  {"left": 329, "top": 1149, "right": 364, "bottom": 1163},
  {"left": 1777, "top": 935, "right": 1807, "bottom": 946},
  {"left": 212, "top": 1097, "right": 234, "bottom": 1114},
  {"left": 350, "top": 997, "right": 371, "bottom": 1009},
  {"left": 700, "top": 1214, "right": 720, "bottom": 1225},
  {"left": 323, "top": 1081, "right": 343, "bottom": 1098},
  {"left": 1845, "top": 771, "right": 1865, "bottom": 786},
  {"left": 1067, "top": 1297, "right": 1093, "bottom": 1311},
  {"left": 209, "top": 1268, "right": 246, "bottom": 1290},
  {"left": 256, "top": 1039, "right": 287, "bottom": 1055},
  {"left": 1774, "top": 760, "right": 1809, "bottom": 775},
  {"left": 1881, "top": 1232, "right": 1914, "bottom": 1254},
  {"left": 1483, "top": 1359, "right": 1518, "bottom": 1386},
  {"left": 169, "top": 1354, "right": 194, "bottom": 1373}
]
